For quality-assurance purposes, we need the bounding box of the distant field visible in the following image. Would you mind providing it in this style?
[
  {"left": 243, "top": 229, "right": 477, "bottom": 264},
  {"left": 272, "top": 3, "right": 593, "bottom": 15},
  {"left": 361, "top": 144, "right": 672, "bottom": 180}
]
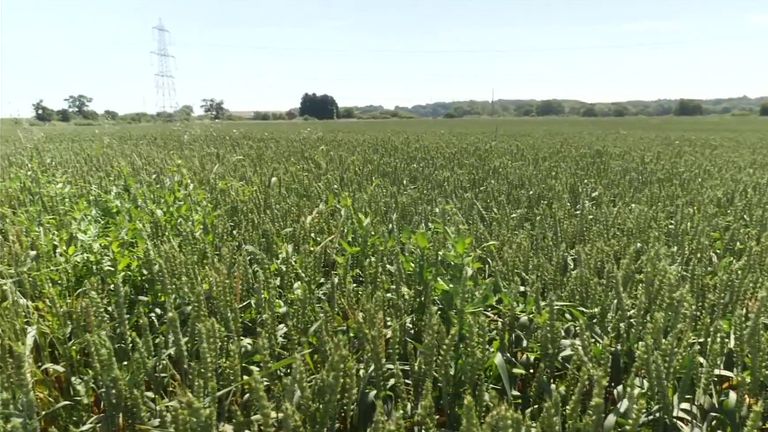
[
  {"left": 3, "top": 115, "right": 767, "bottom": 138},
  {"left": 1, "top": 117, "right": 767, "bottom": 430}
]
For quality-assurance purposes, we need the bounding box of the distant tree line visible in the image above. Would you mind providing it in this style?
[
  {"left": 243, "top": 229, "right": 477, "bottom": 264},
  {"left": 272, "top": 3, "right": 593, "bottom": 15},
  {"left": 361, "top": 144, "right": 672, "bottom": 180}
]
[
  {"left": 33, "top": 95, "right": 100, "bottom": 123},
  {"left": 30, "top": 94, "right": 201, "bottom": 124},
  {"left": 406, "top": 97, "right": 766, "bottom": 119},
  {"left": 30, "top": 94, "right": 768, "bottom": 124},
  {"left": 345, "top": 97, "right": 767, "bottom": 120}
]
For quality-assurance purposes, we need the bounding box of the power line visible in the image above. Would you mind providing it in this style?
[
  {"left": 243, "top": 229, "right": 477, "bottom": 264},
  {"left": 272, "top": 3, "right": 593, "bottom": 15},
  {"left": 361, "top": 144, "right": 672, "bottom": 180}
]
[
  {"left": 106, "top": 38, "right": 692, "bottom": 55},
  {"left": 165, "top": 40, "right": 689, "bottom": 55},
  {"left": 151, "top": 19, "right": 178, "bottom": 112}
]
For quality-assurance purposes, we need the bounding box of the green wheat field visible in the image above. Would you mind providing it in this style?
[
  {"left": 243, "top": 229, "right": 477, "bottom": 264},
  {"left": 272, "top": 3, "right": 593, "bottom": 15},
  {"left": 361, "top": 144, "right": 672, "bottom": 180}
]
[{"left": 1, "top": 117, "right": 767, "bottom": 431}]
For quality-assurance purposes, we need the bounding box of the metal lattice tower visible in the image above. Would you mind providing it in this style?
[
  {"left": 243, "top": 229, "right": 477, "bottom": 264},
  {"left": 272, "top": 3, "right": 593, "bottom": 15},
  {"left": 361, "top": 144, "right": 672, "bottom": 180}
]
[{"left": 151, "top": 19, "right": 178, "bottom": 112}]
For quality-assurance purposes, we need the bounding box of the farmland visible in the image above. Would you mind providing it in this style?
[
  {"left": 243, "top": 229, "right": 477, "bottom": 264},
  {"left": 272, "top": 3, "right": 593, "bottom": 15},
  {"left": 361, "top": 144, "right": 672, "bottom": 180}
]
[{"left": 1, "top": 117, "right": 767, "bottom": 431}]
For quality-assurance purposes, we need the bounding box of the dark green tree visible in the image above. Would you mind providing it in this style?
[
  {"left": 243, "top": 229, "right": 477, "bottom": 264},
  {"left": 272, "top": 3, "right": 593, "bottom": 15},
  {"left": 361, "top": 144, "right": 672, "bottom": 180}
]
[
  {"left": 443, "top": 111, "right": 458, "bottom": 119},
  {"left": 55, "top": 109, "right": 72, "bottom": 122},
  {"left": 611, "top": 105, "right": 628, "bottom": 117},
  {"left": 32, "top": 100, "right": 55, "bottom": 122},
  {"left": 674, "top": 99, "right": 704, "bottom": 116},
  {"left": 64, "top": 94, "right": 93, "bottom": 117},
  {"left": 450, "top": 106, "right": 468, "bottom": 118},
  {"left": 103, "top": 110, "right": 119, "bottom": 121},
  {"left": 121, "top": 112, "right": 153, "bottom": 123},
  {"left": 200, "top": 98, "right": 227, "bottom": 120},
  {"left": 535, "top": 100, "right": 565, "bottom": 116},
  {"left": 174, "top": 105, "right": 194, "bottom": 121},
  {"left": 759, "top": 102, "right": 768, "bottom": 116},
  {"left": 650, "top": 103, "right": 674, "bottom": 116},
  {"left": 156, "top": 111, "right": 175, "bottom": 122},
  {"left": 580, "top": 105, "right": 598, "bottom": 117},
  {"left": 567, "top": 105, "right": 583, "bottom": 116},
  {"left": 340, "top": 107, "right": 356, "bottom": 119},
  {"left": 81, "top": 110, "right": 100, "bottom": 121},
  {"left": 322, "top": 94, "right": 339, "bottom": 119},
  {"left": 299, "top": 93, "right": 340, "bottom": 120},
  {"left": 514, "top": 104, "right": 535, "bottom": 117}
]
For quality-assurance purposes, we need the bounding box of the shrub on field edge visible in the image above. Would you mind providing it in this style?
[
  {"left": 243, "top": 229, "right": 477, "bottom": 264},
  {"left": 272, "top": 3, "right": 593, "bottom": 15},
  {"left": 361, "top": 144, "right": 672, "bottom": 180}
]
[
  {"left": 535, "top": 100, "right": 565, "bottom": 116},
  {"left": 581, "top": 106, "right": 598, "bottom": 117},
  {"left": 612, "top": 105, "right": 629, "bottom": 117},
  {"left": 73, "top": 120, "right": 100, "bottom": 126},
  {"left": 175, "top": 105, "right": 195, "bottom": 121},
  {"left": 32, "top": 100, "right": 55, "bottom": 122},
  {"left": 56, "top": 109, "right": 72, "bottom": 122},
  {"left": 674, "top": 99, "right": 704, "bottom": 116},
  {"left": 156, "top": 111, "right": 175, "bottom": 122},
  {"left": 340, "top": 107, "right": 356, "bottom": 119},
  {"left": 81, "top": 110, "right": 100, "bottom": 121},
  {"left": 731, "top": 111, "right": 755, "bottom": 117},
  {"left": 252, "top": 111, "right": 272, "bottom": 121}
]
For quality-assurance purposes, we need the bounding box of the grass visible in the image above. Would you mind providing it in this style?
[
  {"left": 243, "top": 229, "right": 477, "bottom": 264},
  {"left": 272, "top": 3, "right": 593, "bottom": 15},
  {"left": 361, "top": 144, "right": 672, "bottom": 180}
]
[{"left": 1, "top": 117, "right": 767, "bottom": 431}]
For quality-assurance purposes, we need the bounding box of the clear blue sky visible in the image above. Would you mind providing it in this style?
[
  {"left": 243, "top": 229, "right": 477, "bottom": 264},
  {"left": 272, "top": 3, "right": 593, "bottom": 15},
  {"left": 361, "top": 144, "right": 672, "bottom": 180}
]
[{"left": 1, "top": 0, "right": 766, "bottom": 116}]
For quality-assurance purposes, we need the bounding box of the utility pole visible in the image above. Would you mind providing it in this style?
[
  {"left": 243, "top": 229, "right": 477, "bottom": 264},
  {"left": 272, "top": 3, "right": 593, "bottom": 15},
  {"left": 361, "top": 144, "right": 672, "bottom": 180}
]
[
  {"left": 151, "top": 19, "right": 178, "bottom": 112},
  {"left": 491, "top": 88, "right": 495, "bottom": 117}
]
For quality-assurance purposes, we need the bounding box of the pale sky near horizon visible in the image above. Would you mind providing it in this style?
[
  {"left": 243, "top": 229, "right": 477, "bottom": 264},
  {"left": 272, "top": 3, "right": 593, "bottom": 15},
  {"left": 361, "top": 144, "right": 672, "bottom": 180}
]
[{"left": 1, "top": 0, "right": 766, "bottom": 116}]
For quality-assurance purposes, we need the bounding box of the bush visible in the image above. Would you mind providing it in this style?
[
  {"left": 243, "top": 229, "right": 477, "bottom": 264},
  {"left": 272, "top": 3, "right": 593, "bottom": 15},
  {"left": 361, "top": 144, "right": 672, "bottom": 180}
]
[
  {"left": 369, "top": 113, "right": 391, "bottom": 120},
  {"left": 514, "top": 104, "right": 536, "bottom": 117},
  {"left": 81, "top": 110, "right": 100, "bottom": 121},
  {"left": 340, "top": 107, "right": 356, "bottom": 119},
  {"left": 760, "top": 102, "right": 768, "bottom": 116},
  {"left": 35, "top": 111, "right": 55, "bottom": 123},
  {"left": 580, "top": 106, "right": 598, "bottom": 117},
  {"left": 378, "top": 109, "right": 415, "bottom": 119},
  {"left": 73, "top": 120, "right": 99, "bottom": 126},
  {"left": 156, "top": 111, "right": 175, "bottom": 122},
  {"left": 172, "top": 105, "right": 195, "bottom": 122},
  {"left": 674, "top": 99, "right": 704, "bottom": 116},
  {"left": 612, "top": 105, "right": 628, "bottom": 117},
  {"left": 119, "top": 112, "right": 154, "bottom": 124},
  {"left": 56, "top": 109, "right": 72, "bottom": 122},
  {"left": 103, "top": 110, "right": 119, "bottom": 121},
  {"left": 33, "top": 100, "right": 55, "bottom": 122},
  {"left": 731, "top": 111, "right": 754, "bottom": 117},
  {"left": 535, "top": 100, "right": 565, "bottom": 116},
  {"left": 301, "top": 115, "right": 318, "bottom": 121},
  {"left": 285, "top": 109, "right": 299, "bottom": 120},
  {"left": 443, "top": 112, "right": 458, "bottom": 119}
]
